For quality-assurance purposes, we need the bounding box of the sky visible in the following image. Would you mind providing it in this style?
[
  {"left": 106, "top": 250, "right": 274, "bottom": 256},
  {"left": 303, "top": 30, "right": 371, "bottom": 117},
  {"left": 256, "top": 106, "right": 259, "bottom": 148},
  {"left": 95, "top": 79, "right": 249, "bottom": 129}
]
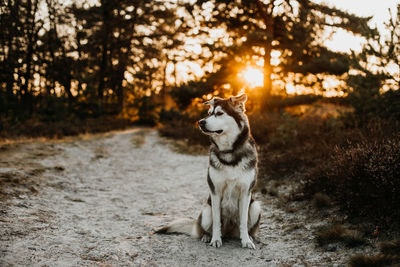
[{"left": 313, "top": 0, "right": 399, "bottom": 52}]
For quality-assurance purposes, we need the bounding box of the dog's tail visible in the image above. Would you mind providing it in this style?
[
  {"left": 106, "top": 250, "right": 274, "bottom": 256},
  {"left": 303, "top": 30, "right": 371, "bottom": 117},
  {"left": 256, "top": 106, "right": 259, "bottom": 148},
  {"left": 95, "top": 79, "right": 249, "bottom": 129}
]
[{"left": 155, "top": 218, "right": 202, "bottom": 238}]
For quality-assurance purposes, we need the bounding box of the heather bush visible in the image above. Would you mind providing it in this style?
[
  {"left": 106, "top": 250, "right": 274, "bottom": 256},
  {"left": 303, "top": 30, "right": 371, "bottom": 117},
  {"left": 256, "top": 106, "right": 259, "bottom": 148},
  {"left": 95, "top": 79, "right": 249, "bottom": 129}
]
[
  {"left": 158, "top": 114, "right": 209, "bottom": 147},
  {"left": 158, "top": 105, "right": 400, "bottom": 223},
  {"left": 250, "top": 111, "right": 350, "bottom": 180},
  {"left": 303, "top": 133, "right": 400, "bottom": 220}
]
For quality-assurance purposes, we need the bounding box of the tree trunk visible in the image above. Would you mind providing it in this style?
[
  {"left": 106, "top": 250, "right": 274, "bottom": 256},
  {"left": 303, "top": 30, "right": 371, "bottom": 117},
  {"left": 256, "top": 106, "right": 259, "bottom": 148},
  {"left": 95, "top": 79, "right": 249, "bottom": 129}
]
[
  {"left": 117, "top": 77, "right": 124, "bottom": 113},
  {"left": 21, "top": 0, "right": 35, "bottom": 113},
  {"left": 263, "top": 42, "right": 272, "bottom": 98},
  {"left": 98, "top": 0, "right": 111, "bottom": 102},
  {"left": 256, "top": 0, "right": 275, "bottom": 109},
  {"left": 4, "top": 0, "right": 19, "bottom": 103},
  {"left": 161, "top": 59, "right": 168, "bottom": 106}
]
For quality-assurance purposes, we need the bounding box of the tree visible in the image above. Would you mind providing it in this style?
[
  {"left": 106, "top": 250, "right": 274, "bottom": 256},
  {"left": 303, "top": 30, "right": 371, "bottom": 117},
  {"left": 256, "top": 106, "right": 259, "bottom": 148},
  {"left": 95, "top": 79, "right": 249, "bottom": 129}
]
[
  {"left": 0, "top": 0, "right": 186, "bottom": 121},
  {"left": 347, "top": 4, "right": 400, "bottom": 120},
  {"left": 71, "top": 0, "right": 182, "bottom": 112},
  {"left": 195, "top": 0, "right": 374, "bottom": 107},
  {"left": 0, "top": 0, "right": 44, "bottom": 115}
]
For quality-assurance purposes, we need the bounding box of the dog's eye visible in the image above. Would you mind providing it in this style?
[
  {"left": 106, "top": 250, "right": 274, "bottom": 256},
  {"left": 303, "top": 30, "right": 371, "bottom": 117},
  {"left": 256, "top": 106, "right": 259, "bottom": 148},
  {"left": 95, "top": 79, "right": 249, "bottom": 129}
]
[{"left": 215, "top": 111, "right": 224, "bottom": 116}]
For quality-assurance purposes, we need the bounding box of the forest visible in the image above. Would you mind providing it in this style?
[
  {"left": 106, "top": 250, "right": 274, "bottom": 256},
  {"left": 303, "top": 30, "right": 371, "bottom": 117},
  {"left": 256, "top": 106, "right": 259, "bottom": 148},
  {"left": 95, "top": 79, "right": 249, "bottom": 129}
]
[{"left": 1, "top": 0, "right": 400, "bottom": 265}]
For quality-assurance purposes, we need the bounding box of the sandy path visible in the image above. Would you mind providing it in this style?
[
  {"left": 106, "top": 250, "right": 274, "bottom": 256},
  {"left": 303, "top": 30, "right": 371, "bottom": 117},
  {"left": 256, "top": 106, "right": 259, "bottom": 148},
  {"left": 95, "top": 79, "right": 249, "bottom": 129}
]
[{"left": 0, "top": 129, "right": 370, "bottom": 266}]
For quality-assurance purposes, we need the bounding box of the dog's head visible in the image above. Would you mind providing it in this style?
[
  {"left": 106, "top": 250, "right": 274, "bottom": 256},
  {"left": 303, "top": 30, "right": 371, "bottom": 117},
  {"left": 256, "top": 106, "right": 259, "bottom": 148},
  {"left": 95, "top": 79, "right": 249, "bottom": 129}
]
[{"left": 198, "top": 94, "right": 247, "bottom": 136}]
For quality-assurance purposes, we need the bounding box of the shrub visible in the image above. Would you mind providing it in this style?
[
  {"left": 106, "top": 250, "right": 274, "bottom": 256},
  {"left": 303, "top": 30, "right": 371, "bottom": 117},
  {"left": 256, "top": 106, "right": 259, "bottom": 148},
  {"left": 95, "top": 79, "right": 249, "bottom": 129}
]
[
  {"left": 303, "top": 131, "right": 400, "bottom": 221},
  {"left": 158, "top": 119, "right": 209, "bottom": 147},
  {"left": 349, "top": 254, "right": 398, "bottom": 267},
  {"left": 312, "top": 193, "right": 331, "bottom": 209},
  {"left": 379, "top": 240, "right": 400, "bottom": 255},
  {"left": 170, "top": 81, "right": 214, "bottom": 110},
  {"left": 249, "top": 111, "right": 348, "bottom": 180},
  {"left": 262, "top": 94, "right": 322, "bottom": 111},
  {"left": 316, "top": 225, "right": 365, "bottom": 247},
  {"left": 0, "top": 116, "right": 132, "bottom": 140}
]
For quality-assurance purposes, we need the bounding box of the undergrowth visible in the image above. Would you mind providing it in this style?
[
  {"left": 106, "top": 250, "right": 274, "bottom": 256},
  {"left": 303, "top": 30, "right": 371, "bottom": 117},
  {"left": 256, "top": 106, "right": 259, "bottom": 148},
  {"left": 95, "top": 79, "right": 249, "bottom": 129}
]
[
  {"left": 158, "top": 107, "right": 400, "bottom": 225},
  {"left": 0, "top": 116, "right": 133, "bottom": 141}
]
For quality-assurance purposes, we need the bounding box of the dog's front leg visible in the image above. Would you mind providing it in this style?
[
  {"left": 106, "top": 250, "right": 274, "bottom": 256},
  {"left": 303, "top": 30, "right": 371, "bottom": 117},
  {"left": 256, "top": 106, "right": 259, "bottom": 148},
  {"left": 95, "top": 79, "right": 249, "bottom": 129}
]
[
  {"left": 210, "top": 194, "right": 222, "bottom": 248},
  {"left": 239, "top": 192, "right": 255, "bottom": 249}
]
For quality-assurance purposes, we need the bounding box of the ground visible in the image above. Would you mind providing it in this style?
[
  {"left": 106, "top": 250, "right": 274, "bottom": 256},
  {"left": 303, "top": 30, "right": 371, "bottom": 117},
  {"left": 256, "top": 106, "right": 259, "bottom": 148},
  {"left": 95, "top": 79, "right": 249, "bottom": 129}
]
[{"left": 0, "top": 129, "right": 372, "bottom": 266}]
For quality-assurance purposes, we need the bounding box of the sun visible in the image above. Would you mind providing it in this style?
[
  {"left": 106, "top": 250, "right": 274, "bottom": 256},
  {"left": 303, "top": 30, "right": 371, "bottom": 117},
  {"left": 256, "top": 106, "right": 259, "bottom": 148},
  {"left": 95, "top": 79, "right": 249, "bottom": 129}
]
[{"left": 241, "top": 67, "right": 264, "bottom": 88}]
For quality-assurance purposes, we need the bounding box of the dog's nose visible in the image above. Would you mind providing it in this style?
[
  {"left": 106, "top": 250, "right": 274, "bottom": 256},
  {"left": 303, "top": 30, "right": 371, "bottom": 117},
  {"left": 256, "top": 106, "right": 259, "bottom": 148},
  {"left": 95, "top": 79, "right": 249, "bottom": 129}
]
[{"left": 199, "top": 119, "right": 206, "bottom": 127}]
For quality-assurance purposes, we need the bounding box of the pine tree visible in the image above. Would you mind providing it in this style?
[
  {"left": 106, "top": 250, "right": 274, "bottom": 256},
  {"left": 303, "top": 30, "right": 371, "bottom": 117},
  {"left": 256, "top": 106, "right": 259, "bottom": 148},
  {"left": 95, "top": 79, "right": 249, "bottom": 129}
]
[
  {"left": 70, "top": 0, "right": 181, "bottom": 112},
  {"left": 195, "top": 0, "right": 374, "bottom": 106},
  {"left": 347, "top": 4, "right": 400, "bottom": 120}
]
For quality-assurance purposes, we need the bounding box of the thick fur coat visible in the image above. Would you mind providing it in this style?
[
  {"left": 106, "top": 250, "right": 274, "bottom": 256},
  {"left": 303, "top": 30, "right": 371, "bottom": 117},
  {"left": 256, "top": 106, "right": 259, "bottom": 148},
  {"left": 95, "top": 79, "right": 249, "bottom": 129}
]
[{"left": 156, "top": 94, "right": 261, "bottom": 249}]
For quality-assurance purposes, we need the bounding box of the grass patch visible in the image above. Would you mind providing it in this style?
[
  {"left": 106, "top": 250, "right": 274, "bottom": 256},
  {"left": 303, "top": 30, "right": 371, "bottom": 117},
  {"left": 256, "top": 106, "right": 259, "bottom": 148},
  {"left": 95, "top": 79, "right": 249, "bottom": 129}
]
[
  {"left": 162, "top": 138, "right": 208, "bottom": 155},
  {"left": 303, "top": 130, "right": 400, "bottom": 221},
  {"left": 316, "top": 225, "right": 366, "bottom": 248},
  {"left": 312, "top": 193, "right": 331, "bottom": 209},
  {"left": 379, "top": 240, "right": 400, "bottom": 255},
  {"left": 158, "top": 104, "right": 400, "bottom": 225},
  {"left": 158, "top": 113, "right": 209, "bottom": 155},
  {"left": 0, "top": 116, "right": 132, "bottom": 141},
  {"left": 349, "top": 254, "right": 399, "bottom": 267}
]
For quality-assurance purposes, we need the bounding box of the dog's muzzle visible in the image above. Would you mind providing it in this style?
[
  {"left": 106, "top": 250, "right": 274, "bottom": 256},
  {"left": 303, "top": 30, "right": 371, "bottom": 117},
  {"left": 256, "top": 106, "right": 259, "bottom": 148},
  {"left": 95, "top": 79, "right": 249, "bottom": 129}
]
[{"left": 198, "top": 119, "right": 223, "bottom": 134}]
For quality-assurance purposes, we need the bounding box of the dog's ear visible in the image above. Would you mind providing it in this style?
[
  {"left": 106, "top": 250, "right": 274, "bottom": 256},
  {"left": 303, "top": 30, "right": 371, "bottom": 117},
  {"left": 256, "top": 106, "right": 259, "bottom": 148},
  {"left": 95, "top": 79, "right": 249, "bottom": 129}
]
[
  {"left": 229, "top": 94, "right": 247, "bottom": 112},
  {"left": 230, "top": 94, "right": 247, "bottom": 104},
  {"left": 204, "top": 98, "right": 214, "bottom": 105}
]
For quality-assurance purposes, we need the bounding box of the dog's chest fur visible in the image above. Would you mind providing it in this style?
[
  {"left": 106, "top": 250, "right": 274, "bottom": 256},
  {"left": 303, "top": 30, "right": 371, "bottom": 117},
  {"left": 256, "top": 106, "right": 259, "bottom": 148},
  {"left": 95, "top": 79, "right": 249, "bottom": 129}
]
[{"left": 209, "top": 144, "right": 256, "bottom": 221}]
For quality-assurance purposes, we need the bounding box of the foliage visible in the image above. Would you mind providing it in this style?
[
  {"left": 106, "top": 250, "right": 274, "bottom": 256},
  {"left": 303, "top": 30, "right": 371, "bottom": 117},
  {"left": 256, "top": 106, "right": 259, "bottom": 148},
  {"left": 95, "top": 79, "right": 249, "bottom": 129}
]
[
  {"left": 347, "top": 4, "right": 400, "bottom": 120},
  {"left": 349, "top": 254, "right": 399, "bottom": 267},
  {"left": 134, "top": 95, "right": 160, "bottom": 125},
  {"left": 0, "top": 116, "right": 132, "bottom": 140},
  {"left": 316, "top": 225, "right": 365, "bottom": 248},
  {"left": 170, "top": 81, "right": 214, "bottom": 110},
  {"left": 158, "top": 111, "right": 209, "bottom": 147},
  {"left": 158, "top": 101, "right": 400, "bottom": 224},
  {"left": 303, "top": 123, "right": 400, "bottom": 221},
  {"left": 194, "top": 0, "right": 373, "bottom": 100},
  {"left": 0, "top": 0, "right": 186, "bottom": 122}
]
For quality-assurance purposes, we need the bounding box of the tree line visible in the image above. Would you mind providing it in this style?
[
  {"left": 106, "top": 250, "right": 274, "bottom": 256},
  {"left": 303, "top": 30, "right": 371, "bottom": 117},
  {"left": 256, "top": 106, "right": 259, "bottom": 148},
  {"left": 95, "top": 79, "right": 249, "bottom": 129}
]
[{"left": 1, "top": 0, "right": 399, "bottom": 123}]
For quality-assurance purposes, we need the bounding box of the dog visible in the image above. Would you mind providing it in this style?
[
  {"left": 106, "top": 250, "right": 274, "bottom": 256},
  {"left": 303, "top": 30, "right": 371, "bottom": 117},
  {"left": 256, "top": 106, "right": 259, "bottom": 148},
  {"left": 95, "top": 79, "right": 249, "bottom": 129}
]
[{"left": 156, "top": 93, "right": 261, "bottom": 249}]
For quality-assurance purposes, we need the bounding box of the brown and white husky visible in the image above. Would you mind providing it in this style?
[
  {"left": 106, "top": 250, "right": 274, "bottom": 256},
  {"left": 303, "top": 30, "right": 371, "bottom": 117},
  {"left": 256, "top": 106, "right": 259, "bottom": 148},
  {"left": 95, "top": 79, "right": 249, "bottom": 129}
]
[{"left": 156, "top": 94, "right": 261, "bottom": 249}]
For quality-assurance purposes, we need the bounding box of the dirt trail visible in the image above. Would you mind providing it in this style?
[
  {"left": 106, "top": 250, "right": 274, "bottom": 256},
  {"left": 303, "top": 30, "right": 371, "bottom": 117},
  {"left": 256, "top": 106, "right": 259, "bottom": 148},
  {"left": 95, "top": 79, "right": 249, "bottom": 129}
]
[{"left": 0, "top": 129, "right": 371, "bottom": 266}]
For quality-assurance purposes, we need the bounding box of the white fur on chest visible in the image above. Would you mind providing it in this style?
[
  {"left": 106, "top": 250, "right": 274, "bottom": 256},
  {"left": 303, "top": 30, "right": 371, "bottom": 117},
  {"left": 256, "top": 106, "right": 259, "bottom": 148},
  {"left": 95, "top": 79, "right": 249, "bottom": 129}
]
[{"left": 209, "top": 163, "right": 255, "bottom": 220}]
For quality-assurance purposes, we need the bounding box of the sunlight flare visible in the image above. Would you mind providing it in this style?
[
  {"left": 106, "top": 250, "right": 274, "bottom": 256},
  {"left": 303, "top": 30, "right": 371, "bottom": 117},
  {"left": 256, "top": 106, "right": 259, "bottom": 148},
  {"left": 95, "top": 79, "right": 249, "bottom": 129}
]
[{"left": 241, "top": 67, "right": 264, "bottom": 88}]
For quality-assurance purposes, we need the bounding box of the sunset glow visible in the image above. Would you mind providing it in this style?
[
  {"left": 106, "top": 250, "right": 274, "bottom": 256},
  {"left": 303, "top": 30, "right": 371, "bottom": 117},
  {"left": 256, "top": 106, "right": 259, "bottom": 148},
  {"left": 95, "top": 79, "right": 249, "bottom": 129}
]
[{"left": 241, "top": 67, "right": 264, "bottom": 88}]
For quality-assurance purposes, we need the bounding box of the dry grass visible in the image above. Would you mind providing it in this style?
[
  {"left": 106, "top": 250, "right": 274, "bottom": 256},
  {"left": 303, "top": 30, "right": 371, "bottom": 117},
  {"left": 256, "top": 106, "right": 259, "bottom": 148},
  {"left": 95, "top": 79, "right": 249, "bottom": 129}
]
[
  {"left": 164, "top": 139, "right": 208, "bottom": 155},
  {"left": 158, "top": 114, "right": 210, "bottom": 155},
  {"left": 316, "top": 225, "right": 366, "bottom": 248},
  {"left": 0, "top": 116, "right": 132, "bottom": 141},
  {"left": 158, "top": 120, "right": 209, "bottom": 147},
  {"left": 158, "top": 105, "right": 400, "bottom": 224},
  {"left": 379, "top": 240, "right": 400, "bottom": 255},
  {"left": 303, "top": 131, "right": 400, "bottom": 221},
  {"left": 312, "top": 193, "right": 331, "bottom": 209},
  {"left": 349, "top": 254, "right": 399, "bottom": 267}
]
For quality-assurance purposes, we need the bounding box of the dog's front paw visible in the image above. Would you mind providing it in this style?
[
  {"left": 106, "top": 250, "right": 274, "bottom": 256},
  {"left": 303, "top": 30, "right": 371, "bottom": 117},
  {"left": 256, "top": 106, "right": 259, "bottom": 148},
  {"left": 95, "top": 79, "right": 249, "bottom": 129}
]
[
  {"left": 241, "top": 237, "right": 255, "bottom": 249},
  {"left": 201, "top": 234, "right": 211, "bottom": 243},
  {"left": 209, "top": 237, "right": 222, "bottom": 248}
]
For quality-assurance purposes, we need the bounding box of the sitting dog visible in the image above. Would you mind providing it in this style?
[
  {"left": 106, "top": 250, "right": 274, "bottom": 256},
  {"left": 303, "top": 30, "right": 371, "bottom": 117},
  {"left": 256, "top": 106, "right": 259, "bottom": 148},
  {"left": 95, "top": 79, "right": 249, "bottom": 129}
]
[{"left": 156, "top": 94, "right": 261, "bottom": 249}]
